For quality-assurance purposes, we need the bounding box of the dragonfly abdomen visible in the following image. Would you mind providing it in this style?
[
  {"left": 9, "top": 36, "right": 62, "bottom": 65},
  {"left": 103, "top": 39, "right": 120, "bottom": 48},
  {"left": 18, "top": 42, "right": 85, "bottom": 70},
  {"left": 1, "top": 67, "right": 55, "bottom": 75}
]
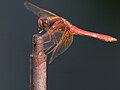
[{"left": 69, "top": 25, "right": 117, "bottom": 42}]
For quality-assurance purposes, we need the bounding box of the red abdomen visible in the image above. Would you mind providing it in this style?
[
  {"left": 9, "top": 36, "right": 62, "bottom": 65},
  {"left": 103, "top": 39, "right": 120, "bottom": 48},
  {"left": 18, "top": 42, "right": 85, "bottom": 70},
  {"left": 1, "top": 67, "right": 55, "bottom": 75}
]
[{"left": 69, "top": 25, "right": 117, "bottom": 42}]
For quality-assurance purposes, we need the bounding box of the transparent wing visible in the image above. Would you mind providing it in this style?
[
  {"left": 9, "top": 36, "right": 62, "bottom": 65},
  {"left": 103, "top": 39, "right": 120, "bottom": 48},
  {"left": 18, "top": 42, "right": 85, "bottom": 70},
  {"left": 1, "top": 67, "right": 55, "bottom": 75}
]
[
  {"left": 42, "top": 31, "right": 63, "bottom": 50},
  {"left": 54, "top": 31, "right": 63, "bottom": 42},
  {"left": 49, "top": 29, "right": 73, "bottom": 64},
  {"left": 42, "top": 32, "right": 55, "bottom": 50},
  {"left": 24, "top": 1, "right": 57, "bottom": 18}
]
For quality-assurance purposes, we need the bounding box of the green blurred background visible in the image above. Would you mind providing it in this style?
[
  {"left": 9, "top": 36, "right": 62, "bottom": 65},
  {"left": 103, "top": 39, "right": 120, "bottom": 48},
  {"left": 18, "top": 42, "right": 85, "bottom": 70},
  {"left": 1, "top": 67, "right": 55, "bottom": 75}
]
[{"left": 0, "top": 0, "right": 119, "bottom": 90}]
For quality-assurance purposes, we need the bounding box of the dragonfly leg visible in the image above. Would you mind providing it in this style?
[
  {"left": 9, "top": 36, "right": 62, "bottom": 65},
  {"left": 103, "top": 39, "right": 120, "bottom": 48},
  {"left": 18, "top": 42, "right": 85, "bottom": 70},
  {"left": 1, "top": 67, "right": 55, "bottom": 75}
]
[
  {"left": 45, "top": 44, "right": 56, "bottom": 55},
  {"left": 52, "top": 33, "right": 58, "bottom": 43},
  {"left": 42, "top": 33, "right": 52, "bottom": 44},
  {"left": 44, "top": 33, "right": 58, "bottom": 55}
]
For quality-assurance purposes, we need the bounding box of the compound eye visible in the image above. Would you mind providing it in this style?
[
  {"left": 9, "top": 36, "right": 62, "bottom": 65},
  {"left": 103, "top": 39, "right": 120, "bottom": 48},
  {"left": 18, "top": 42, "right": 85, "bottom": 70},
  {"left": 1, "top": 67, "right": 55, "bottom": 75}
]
[
  {"left": 41, "top": 18, "right": 50, "bottom": 27},
  {"left": 38, "top": 19, "right": 43, "bottom": 27},
  {"left": 42, "top": 18, "right": 48, "bottom": 24},
  {"left": 38, "top": 18, "right": 50, "bottom": 30}
]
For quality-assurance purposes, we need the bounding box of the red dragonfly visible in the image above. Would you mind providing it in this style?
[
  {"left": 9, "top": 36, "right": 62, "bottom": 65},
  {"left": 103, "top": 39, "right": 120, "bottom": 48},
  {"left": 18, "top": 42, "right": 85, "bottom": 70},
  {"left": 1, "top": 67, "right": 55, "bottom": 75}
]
[{"left": 24, "top": 1, "right": 117, "bottom": 64}]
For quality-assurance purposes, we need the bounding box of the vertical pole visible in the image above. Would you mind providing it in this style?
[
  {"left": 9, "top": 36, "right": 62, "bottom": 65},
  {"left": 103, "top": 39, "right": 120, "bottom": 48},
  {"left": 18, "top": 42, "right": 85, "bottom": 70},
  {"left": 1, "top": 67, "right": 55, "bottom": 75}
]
[{"left": 30, "top": 34, "right": 47, "bottom": 90}]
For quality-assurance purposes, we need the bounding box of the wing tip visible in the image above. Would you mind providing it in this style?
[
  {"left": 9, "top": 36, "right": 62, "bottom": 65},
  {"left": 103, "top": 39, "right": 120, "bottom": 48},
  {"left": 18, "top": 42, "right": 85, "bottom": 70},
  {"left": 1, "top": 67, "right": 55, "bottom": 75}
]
[
  {"left": 24, "top": 1, "right": 30, "bottom": 9},
  {"left": 24, "top": 1, "right": 29, "bottom": 6},
  {"left": 24, "top": 1, "right": 33, "bottom": 9}
]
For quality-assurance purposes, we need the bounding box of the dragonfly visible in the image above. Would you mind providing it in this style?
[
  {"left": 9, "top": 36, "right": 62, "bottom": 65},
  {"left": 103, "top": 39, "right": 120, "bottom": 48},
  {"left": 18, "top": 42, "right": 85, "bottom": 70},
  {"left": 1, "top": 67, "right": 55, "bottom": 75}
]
[{"left": 24, "top": 1, "right": 117, "bottom": 64}]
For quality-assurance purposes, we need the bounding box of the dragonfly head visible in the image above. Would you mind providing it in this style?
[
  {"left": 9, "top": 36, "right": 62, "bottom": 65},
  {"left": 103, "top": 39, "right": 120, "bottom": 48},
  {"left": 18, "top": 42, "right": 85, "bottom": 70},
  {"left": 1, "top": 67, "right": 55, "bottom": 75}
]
[{"left": 38, "top": 18, "right": 50, "bottom": 31}]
